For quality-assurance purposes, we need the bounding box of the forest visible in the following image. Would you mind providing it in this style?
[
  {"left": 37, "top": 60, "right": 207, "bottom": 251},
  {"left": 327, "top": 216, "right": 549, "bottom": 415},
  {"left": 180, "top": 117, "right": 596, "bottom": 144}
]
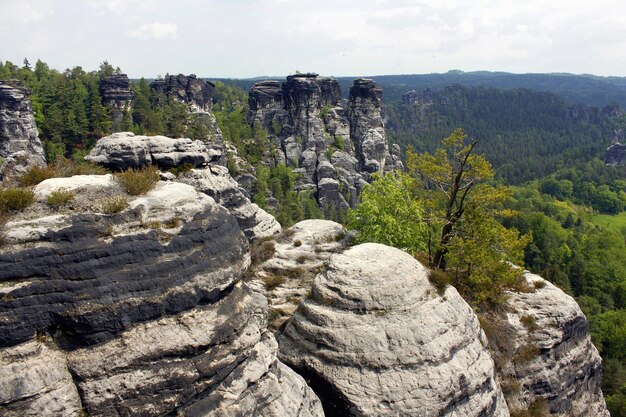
[{"left": 1, "top": 58, "right": 625, "bottom": 415}]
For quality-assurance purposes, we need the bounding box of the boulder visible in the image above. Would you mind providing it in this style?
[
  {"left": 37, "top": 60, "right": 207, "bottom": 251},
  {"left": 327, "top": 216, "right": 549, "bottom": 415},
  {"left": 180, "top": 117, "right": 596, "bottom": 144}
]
[
  {"left": 278, "top": 243, "right": 508, "bottom": 417},
  {"left": 85, "top": 132, "right": 211, "bottom": 170}
]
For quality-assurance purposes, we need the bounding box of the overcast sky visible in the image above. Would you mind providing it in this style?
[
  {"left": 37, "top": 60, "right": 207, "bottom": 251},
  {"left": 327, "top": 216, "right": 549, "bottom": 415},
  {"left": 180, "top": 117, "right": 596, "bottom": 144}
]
[{"left": 2, "top": 0, "right": 626, "bottom": 78}]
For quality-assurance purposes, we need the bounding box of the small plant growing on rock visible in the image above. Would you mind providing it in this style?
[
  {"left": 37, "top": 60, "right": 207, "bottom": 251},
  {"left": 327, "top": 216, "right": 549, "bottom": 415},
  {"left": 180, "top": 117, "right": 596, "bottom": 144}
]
[
  {"left": 251, "top": 238, "right": 276, "bottom": 266},
  {"left": 520, "top": 315, "right": 538, "bottom": 332},
  {"left": 514, "top": 343, "right": 541, "bottom": 364},
  {"left": 115, "top": 166, "right": 160, "bottom": 195},
  {"left": 428, "top": 269, "right": 452, "bottom": 296},
  {"left": 17, "top": 165, "right": 58, "bottom": 186},
  {"left": 46, "top": 189, "right": 75, "bottom": 209},
  {"left": 263, "top": 273, "right": 285, "bottom": 290},
  {"left": 101, "top": 196, "right": 128, "bottom": 214},
  {"left": 293, "top": 239, "right": 302, "bottom": 247},
  {"left": 0, "top": 187, "right": 35, "bottom": 213},
  {"left": 533, "top": 280, "right": 547, "bottom": 290}
]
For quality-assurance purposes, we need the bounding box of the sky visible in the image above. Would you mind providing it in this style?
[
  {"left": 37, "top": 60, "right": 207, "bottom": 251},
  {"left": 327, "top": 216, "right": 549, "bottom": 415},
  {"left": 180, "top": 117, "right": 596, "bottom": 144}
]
[{"left": 2, "top": 0, "right": 626, "bottom": 78}]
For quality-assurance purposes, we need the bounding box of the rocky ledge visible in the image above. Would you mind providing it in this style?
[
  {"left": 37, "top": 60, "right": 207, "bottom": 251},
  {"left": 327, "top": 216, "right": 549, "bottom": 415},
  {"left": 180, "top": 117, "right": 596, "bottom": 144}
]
[
  {"left": 278, "top": 243, "right": 508, "bottom": 417},
  {"left": 0, "top": 177, "right": 322, "bottom": 417},
  {"left": 496, "top": 272, "right": 610, "bottom": 417}
]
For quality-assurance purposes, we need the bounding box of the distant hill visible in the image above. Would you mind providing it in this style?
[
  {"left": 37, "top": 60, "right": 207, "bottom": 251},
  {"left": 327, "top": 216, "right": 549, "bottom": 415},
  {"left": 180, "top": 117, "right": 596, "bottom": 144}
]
[{"left": 211, "top": 71, "right": 626, "bottom": 107}]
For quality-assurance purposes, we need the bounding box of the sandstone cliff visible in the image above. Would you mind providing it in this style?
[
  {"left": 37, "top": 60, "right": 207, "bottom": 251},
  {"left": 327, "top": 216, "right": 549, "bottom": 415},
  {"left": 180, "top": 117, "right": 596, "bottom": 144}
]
[
  {"left": 0, "top": 176, "right": 321, "bottom": 417},
  {"left": 99, "top": 74, "right": 133, "bottom": 132},
  {"left": 0, "top": 81, "right": 46, "bottom": 181},
  {"left": 246, "top": 74, "right": 402, "bottom": 212}
]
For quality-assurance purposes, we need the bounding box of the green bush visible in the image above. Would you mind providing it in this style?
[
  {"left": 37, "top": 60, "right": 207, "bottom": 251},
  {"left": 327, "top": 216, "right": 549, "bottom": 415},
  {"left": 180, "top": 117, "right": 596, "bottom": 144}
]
[
  {"left": 17, "top": 165, "right": 58, "bottom": 186},
  {"left": 46, "top": 189, "right": 75, "bottom": 208},
  {"left": 0, "top": 188, "right": 35, "bottom": 213},
  {"left": 115, "top": 166, "right": 160, "bottom": 195},
  {"left": 101, "top": 196, "right": 128, "bottom": 214}
]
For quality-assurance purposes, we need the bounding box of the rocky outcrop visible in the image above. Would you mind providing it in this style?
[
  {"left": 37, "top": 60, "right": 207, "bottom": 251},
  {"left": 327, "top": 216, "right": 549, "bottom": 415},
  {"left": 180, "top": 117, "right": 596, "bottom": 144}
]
[
  {"left": 278, "top": 243, "right": 508, "bottom": 417},
  {"left": 496, "top": 273, "right": 610, "bottom": 417},
  {"left": 151, "top": 73, "right": 214, "bottom": 113},
  {"left": 248, "top": 219, "right": 349, "bottom": 330},
  {"left": 0, "top": 81, "right": 46, "bottom": 181},
  {"left": 84, "top": 132, "right": 280, "bottom": 240},
  {"left": 246, "top": 74, "right": 401, "bottom": 212},
  {"left": 177, "top": 165, "right": 281, "bottom": 240},
  {"left": 151, "top": 73, "right": 224, "bottom": 148},
  {"left": 99, "top": 74, "right": 132, "bottom": 131},
  {"left": 0, "top": 177, "right": 322, "bottom": 416},
  {"left": 85, "top": 131, "right": 216, "bottom": 170},
  {"left": 605, "top": 141, "right": 625, "bottom": 165}
]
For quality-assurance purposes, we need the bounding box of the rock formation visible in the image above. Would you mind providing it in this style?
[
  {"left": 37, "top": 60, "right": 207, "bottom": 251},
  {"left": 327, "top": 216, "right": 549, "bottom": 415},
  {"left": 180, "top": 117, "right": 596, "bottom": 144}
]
[
  {"left": 0, "top": 176, "right": 322, "bottom": 417},
  {"left": 246, "top": 74, "right": 402, "bottom": 212},
  {"left": 99, "top": 74, "right": 133, "bottom": 132},
  {"left": 151, "top": 73, "right": 214, "bottom": 113},
  {"left": 0, "top": 80, "right": 46, "bottom": 181},
  {"left": 605, "top": 141, "right": 625, "bottom": 165},
  {"left": 151, "top": 74, "right": 224, "bottom": 146},
  {"left": 495, "top": 272, "right": 610, "bottom": 417},
  {"left": 85, "top": 132, "right": 279, "bottom": 241},
  {"left": 278, "top": 243, "right": 509, "bottom": 417},
  {"left": 85, "top": 131, "right": 217, "bottom": 170}
]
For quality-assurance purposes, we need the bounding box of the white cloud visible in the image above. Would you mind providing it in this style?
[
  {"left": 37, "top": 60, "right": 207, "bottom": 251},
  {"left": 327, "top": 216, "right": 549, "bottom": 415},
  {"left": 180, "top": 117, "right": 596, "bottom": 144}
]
[{"left": 128, "top": 22, "right": 178, "bottom": 40}]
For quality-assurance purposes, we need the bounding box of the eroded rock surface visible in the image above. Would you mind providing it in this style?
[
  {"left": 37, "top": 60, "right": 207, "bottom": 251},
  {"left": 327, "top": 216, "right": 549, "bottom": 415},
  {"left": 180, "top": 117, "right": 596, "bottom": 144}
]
[
  {"left": 85, "top": 131, "right": 214, "bottom": 170},
  {"left": 177, "top": 165, "right": 281, "bottom": 240},
  {"left": 249, "top": 219, "right": 348, "bottom": 330},
  {"left": 0, "top": 177, "right": 322, "bottom": 417},
  {"left": 0, "top": 81, "right": 46, "bottom": 181},
  {"left": 605, "top": 141, "right": 625, "bottom": 165},
  {"left": 278, "top": 243, "right": 508, "bottom": 417},
  {"left": 498, "top": 273, "right": 610, "bottom": 417},
  {"left": 99, "top": 74, "right": 133, "bottom": 132},
  {"left": 246, "top": 74, "right": 401, "bottom": 212}
]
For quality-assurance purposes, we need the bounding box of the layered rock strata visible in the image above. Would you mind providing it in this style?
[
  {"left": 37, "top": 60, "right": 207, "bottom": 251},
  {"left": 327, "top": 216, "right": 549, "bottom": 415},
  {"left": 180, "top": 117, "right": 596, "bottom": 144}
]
[
  {"left": 0, "top": 177, "right": 322, "bottom": 416},
  {"left": 0, "top": 81, "right": 46, "bottom": 181},
  {"left": 99, "top": 74, "right": 133, "bottom": 131},
  {"left": 248, "top": 219, "right": 349, "bottom": 330},
  {"left": 247, "top": 74, "right": 402, "bottom": 212},
  {"left": 278, "top": 243, "right": 508, "bottom": 417},
  {"left": 85, "top": 131, "right": 216, "bottom": 170},
  {"left": 151, "top": 74, "right": 224, "bottom": 145},
  {"left": 497, "top": 273, "right": 610, "bottom": 417}
]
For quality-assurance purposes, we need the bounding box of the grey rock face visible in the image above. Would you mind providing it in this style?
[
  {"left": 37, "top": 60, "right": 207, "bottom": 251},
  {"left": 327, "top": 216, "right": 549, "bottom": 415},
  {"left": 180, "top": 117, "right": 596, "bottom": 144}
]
[
  {"left": 348, "top": 78, "right": 389, "bottom": 175},
  {"left": 99, "top": 74, "right": 133, "bottom": 131},
  {"left": 85, "top": 131, "right": 213, "bottom": 170},
  {"left": 151, "top": 73, "right": 214, "bottom": 113},
  {"left": 177, "top": 165, "right": 281, "bottom": 241},
  {"left": 0, "top": 177, "right": 322, "bottom": 417},
  {"left": 278, "top": 243, "right": 508, "bottom": 417},
  {"left": 246, "top": 74, "right": 397, "bottom": 212},
  {"left": 605, "top": 141, "right": 625, "bottom": 165},
  {"left": 249, "top": 219, "right": 349, "bottom": 330},
  {"left": 498, "top": 273, "right": 610, "bottom": 417},
  {"left": 0, "top": 81, "right": 46, "bottom": 181}
]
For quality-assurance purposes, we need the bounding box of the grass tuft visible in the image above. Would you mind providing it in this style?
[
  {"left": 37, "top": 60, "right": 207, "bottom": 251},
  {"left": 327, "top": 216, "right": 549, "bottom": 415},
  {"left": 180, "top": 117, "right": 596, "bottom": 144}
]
[
  {"left": 115, "top": 166, "right": 160, "bottom": 196},
  {"left": 101, "top": 196, "right": 128, "bottom": 214},
  {"left": 46, "top": 189, "right": 75, "bottom": 208},
  {"left": 0, "top": 188, "right": 35, "bottom": 213}
]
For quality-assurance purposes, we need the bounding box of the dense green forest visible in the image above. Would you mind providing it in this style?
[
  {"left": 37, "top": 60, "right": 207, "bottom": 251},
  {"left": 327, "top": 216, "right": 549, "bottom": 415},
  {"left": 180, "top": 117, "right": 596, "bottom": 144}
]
[{"left": 2, "top": 59, "right": 626, "bottom": 415}]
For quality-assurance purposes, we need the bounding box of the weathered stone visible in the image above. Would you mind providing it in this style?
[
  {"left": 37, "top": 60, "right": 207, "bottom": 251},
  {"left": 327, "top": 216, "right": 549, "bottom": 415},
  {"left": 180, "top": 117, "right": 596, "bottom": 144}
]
[
  {"left": 0, "top": 81, "right": 46, "bottom": 182},
  {"left": 151, "top": 74, "right": 214, "bottom": 113},
  {"left": 605, "top": 141, "right": 625, "bottom": 165},
  {"left": 0, "top": 339, "right": 83, "bottom": 417},
  {"left": 99, "top": 74, "right": 133, "bottom": 132},
  {"left": 177, "top": 165, "right": 281, "bottom": 240},
  {"left": 249, "top": 219, "right": 348, "bottom": 330},
  {"left": 278, "top": 243, "right": 508, "bottom": 417},
  {"left": 498, "top": 273, "right": 610, "bottom": 417},
  {"left": 85, "top": 132, "right": 211, "bottom": 170}
]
